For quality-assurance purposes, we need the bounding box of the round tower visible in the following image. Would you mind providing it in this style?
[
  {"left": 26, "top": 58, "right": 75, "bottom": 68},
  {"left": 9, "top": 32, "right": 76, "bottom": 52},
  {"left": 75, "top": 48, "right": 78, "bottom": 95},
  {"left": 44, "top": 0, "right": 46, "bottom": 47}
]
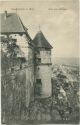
[{"left": 33, "top": 31, "right": 53, "bottom": 98}]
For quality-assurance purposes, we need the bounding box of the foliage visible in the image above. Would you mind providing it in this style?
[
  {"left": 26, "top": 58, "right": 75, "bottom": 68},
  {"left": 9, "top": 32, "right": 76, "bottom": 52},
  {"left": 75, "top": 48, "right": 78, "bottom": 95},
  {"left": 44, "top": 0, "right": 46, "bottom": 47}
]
[
  {"left": 51, "top": 65, "right": 79, "bottom": 122},
  {"left": 1, "top": 36, "right": 26, "bottom": 123}
]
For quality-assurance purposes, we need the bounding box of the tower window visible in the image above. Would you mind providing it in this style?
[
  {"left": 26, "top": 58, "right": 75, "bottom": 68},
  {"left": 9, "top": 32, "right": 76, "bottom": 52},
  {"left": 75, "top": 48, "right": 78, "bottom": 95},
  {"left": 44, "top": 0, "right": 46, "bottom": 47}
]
[
  {"left": 36, "top": 79, "right": 41, "bottom": 83},
  {"left": 37, "top": 58, "right": 41, "bottom": 63},
  {"left": 35, "top": 79, "right": 42, "bottom": 96}
]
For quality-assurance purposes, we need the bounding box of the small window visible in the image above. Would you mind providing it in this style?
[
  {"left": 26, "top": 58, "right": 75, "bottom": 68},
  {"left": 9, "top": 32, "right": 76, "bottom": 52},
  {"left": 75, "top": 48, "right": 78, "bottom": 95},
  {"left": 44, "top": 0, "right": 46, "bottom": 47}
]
[
  {"left": 37, "top": 58, "right": 41, "bottom": 63},
  {"left": 37, "top": 50, "right": 40, "bottom": 54},
  {"left": 35, "top": 79, "right": 42, "bottom": 96},
  {"left": 36, "top": 79, "right": 41, "bottom": 83}
]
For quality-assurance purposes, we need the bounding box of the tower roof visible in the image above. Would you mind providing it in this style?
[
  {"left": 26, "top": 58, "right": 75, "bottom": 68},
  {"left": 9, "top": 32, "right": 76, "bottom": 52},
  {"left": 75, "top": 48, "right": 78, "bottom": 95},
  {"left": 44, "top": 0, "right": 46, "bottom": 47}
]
[
  {"left": 1, "top": 12, "right": 26, "bottom": 34},
  {"left": 33, "top": 31, "right": 53, "bottom": 49}
]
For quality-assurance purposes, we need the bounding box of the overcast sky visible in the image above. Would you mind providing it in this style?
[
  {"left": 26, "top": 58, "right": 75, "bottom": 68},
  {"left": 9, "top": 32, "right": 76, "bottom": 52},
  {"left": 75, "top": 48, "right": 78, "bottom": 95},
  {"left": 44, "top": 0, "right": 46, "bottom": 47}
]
[{"left": 0, "top": 0, "right": 79, "bottom": 59}]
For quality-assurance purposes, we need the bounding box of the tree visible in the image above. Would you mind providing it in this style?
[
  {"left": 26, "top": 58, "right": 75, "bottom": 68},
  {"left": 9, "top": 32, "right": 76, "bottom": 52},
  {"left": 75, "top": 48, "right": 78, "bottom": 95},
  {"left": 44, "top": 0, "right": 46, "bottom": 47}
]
[{"left": 1, "top": 36, "right": 27, "bottom": 122}]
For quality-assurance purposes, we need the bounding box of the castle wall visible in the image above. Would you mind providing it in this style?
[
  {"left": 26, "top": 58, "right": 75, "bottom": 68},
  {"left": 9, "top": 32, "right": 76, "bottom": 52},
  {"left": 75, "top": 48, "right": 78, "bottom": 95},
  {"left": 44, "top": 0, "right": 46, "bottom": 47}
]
[
  {"left": 36, "top": 65, "right": 52, "bottom": 97},
  {"left": 35, "top": 48, "right": 52, "bottom": 97},
  {"left": 40, "top": 50, "right": 51, "bottom": 64},
  {"left": 36, "top": 50, "right": 51, "bottom": 64},
  {"left": 28, "top": 46, "right": 34, "bottom": 101},
  {"left": 1, "top": 34, "right": 34, "bottom": 107}
]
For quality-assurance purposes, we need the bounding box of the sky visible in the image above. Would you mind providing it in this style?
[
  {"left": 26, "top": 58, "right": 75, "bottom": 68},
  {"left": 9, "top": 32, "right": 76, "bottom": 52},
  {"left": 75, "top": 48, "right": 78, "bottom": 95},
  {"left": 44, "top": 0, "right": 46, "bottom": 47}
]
[{"left": 0, "top": 0, "right": 79, "bottom": 59}]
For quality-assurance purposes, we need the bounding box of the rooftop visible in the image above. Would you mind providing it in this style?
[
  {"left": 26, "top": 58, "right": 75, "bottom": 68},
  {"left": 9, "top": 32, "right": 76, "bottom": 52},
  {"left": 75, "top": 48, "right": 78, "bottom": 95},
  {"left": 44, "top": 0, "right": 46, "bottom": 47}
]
[
  {"left": 33, "top": 31, "right": 53, "bottom": 49},
  {"left": 1, "top": 12, "right": 26, "bottom": 34}
]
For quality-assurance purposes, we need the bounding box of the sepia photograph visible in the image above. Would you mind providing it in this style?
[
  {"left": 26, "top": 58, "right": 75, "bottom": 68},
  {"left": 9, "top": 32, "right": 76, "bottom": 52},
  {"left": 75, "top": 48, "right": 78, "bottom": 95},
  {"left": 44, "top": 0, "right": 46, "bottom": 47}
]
[{"left": 0, "top": 0, "right": 79, "bottom": 124}]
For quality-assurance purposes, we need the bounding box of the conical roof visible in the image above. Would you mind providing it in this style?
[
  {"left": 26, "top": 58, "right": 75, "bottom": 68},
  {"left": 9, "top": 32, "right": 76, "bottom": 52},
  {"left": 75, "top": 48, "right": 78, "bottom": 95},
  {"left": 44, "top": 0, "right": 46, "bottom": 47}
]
[{"left": 33, "top": 31, "right": 53, "bottom": 49}]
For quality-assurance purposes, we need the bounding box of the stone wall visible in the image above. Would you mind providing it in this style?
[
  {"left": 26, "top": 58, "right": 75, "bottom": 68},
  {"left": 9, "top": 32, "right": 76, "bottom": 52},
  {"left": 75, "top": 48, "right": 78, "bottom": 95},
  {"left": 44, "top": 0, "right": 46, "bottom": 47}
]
[
  {"left": 40, "top": 50, "right": 51, "bottom": 64},
  {"left": 36, "top": 65, "right": 52, "bottom": 97},
  {"left": 34, "top": 48, "right": 52, "bottom": 97},
  {"left": 28, "top": 45, "right": 35, "bottom": 102}
]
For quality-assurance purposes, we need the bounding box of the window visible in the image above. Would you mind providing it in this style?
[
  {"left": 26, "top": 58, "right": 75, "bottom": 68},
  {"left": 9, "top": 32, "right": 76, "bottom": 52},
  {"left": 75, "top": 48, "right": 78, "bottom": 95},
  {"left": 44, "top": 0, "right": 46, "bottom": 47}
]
[
  {"left": 37, "top": 58, "right": 41, "bottom": 63},
  {"left": 46, "top": 51, "right": 51, "bottom": 55},
  {"left": 35, "top": 79, "right": 42, "bottom": 96},
  {"left": 37, "top": 50, "right": 40, "bottom": 54},
  {"left": 36, "top": 79, "right": 41, "bottom": 83}
]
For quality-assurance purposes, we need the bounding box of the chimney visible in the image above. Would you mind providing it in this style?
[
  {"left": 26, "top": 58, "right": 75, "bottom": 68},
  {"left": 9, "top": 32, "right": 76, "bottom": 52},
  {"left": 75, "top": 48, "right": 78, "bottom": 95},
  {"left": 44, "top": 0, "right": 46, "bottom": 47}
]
[{"left": 4, "top": 11, "right": 7, "bottom": 20}]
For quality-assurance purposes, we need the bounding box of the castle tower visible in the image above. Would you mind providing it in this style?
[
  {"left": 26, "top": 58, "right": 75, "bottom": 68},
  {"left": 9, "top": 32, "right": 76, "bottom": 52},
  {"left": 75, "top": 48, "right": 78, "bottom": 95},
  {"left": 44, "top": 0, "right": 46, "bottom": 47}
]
[{"left": 33, "top": 31, "right": 53, "bottom": 98}]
